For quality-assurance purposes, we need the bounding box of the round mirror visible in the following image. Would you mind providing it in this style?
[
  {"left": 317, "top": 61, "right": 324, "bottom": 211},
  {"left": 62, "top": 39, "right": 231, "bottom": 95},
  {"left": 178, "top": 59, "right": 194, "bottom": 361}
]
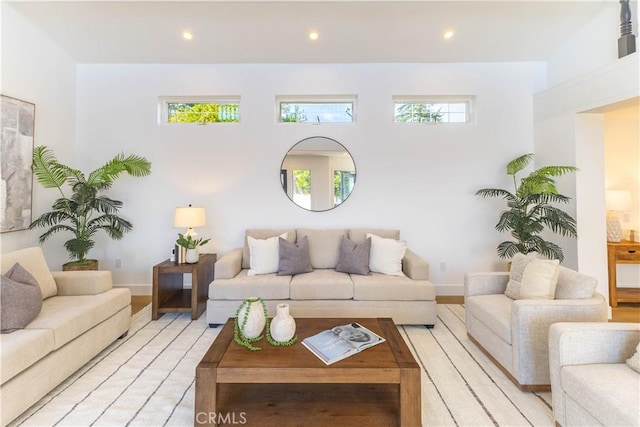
[{"left": 280, "top": 137, "right": 356, "bottom": 212}]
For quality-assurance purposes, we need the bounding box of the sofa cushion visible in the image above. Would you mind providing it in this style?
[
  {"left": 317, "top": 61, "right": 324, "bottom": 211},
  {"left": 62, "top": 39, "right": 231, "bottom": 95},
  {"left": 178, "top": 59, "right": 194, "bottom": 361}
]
[
  {"left": 466, "top": 294, "right": 513, "bottom": 344},
  {"left": 25, "top": 289, "right": 130, "bottom": 349},
  {"left": 0, "top": 328, "right": 55, "bottom": 384},
  {"left": 209, "top": 269, "right": 291, "bottom": 300},
  {"left": 367, "top": 233, "right": 406, "bottom": 276},
  {"left": 247, "top": 233, "right": 287, "bottom": 276},
  {"left": 504, "top": 252, "right": 538, "bottom": 299},
  {"left": 352, "top": 274, "right": 435, "bottom": 301},
  {"left": 627, "top": 343, "right": 640, "bottom": 374},
  {"left": 290, "top": 269, "right": 353, "bottom": 300},
  {"left": 554, "top": 266, "right": 597, "bottom": 299},
  {"left": 348, "top": 229, "right": 400, "bottom": 245},
  {"left": 1, "top": 264, "right": 43, "bottom": 333},
  {"left": 561, "top": 363, "right": 640, "bottom": 427},
  {"left": 0, "top": 247, "right": 57, "bottom": 299},
  {"left": 296, "top": 228, "right": 347, "bottom": 269},
  {"left": 520, "top": 259, "right": 560, "bottom": 300},
  {"left": 242, "top": 229, "right": 296, "bottom": 269},
  {"left": 278, "top": 236, "right": 312, "bottom": 276},
  {"left": 335, "top": 236, "right": 371, "bottom": 276}
]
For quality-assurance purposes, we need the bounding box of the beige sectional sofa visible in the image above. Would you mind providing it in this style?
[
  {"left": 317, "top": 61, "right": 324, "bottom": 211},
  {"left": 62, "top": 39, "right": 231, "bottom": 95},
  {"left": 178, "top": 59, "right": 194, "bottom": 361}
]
[
  {"left": 1, "top": 247, "right": 131, "bottom": 425},
  {"left": 207, "top": 228, "right": 436, "bottom": 326},
  {"left": 549, "top": 322, "right": 640, "bottom": 427}
]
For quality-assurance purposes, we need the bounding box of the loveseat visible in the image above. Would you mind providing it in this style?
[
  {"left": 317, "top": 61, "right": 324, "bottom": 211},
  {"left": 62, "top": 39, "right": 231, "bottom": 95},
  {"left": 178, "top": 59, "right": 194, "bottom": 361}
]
[
  {"left": 207, "top": 228, "right": 436, "bottom": 326},
  {"left": 1, "top": 247, "right": 131, "bottom": 425},
  {"left": 464, "top": 253, "right": 608, "bottom": 391},
  {"left": 549, "top": 322, "right": 640, "bottom": 427}
]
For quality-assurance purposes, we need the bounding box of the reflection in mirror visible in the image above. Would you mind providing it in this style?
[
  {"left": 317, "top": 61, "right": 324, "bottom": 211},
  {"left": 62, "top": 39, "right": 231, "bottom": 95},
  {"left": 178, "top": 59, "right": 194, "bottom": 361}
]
[{"left": 280, "top": 137, "right": 356, "bottom": 212}]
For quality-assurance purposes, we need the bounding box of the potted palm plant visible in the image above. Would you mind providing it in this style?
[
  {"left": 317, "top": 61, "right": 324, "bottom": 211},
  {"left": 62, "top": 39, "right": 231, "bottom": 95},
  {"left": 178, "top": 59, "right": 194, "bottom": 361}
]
[
  {"left": 475, "top": 153, "right": 578, "bottom": 262},
  {"left": 29, "top": 146, "right": 152, "bottom": 270}
]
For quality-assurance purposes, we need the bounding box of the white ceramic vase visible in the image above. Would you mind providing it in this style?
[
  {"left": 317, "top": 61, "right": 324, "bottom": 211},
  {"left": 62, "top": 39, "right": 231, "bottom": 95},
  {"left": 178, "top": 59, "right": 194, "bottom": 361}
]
[
  {"left": 185, "top": 248, "right": 199, "bottom": 263},
  {"left": 270, "top": 303, "right": 296, "bottom": 342},
  {"left": 237, "top": 297, "right": 266, "bottom": 339}
]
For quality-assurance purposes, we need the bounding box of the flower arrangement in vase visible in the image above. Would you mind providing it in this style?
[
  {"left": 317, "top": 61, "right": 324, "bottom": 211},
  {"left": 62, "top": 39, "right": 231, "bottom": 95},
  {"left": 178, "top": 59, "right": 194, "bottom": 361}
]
[{"left": 234, "top": 297, "right": 297, "bottom": 351}]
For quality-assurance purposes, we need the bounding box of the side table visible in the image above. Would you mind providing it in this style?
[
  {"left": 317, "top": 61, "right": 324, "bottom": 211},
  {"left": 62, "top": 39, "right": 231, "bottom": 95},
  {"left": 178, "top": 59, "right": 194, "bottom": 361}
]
[
  {"left": 607, "top": 240, "right": 640, "bottom": 307},
  {"left": 152, "top": 253, "right": 216, "bottom": 320}
]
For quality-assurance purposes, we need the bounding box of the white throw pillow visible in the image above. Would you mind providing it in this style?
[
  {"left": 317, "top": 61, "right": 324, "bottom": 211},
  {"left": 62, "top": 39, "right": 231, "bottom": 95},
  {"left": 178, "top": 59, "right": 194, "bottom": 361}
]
[
  {"left": 504, "top": 252, "right": 539, "bottom": 299},
  {"left": 367, "top": 233, "right": 407, "bottom": 276},
  {"left": 247, "top": 233, "right": 287, "bottom": 276},
  {"left": 520, "top": 258, "right": 560, "bottom": 299},
  {"left": 626, "top": 343, "right": 640, "bottom": 374}
]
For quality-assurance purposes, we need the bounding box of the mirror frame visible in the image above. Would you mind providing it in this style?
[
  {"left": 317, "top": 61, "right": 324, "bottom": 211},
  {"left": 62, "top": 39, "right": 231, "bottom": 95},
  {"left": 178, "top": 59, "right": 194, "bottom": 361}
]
[{"left": 280, "top": 136, "right": 356, "bottom": 212}]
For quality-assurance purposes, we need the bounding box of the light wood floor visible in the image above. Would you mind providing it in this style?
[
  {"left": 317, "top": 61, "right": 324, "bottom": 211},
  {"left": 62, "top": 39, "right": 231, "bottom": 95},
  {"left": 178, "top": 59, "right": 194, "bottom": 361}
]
[{"left": 133, "top": 295, "right": 639, "bottom": 322}]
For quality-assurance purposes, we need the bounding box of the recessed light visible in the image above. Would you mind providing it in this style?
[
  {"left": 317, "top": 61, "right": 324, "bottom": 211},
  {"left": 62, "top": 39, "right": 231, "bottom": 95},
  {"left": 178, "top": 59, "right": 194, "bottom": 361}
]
[
  {"left": 183, "top": 31, "right": 193, "bottom": 40},
  {"left": 309, "top": 31, "right": 319, "bottom": 41},
  {"left": 443, "top": 31, "right": 454, "bottom": 39}
]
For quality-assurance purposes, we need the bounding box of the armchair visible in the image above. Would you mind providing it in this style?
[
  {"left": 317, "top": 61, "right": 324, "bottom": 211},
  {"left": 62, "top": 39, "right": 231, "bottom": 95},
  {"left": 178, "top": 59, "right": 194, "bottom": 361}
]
[
  {"left": 549, "top": 322, "right": 640, "bottom": 426},
  {"left": 464, "top": 265, "right": 607, "bottom": 391}
]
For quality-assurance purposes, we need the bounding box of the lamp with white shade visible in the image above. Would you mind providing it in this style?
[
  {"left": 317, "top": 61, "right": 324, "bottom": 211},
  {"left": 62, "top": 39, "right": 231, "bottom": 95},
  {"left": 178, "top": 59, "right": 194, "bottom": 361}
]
[
  {"left": 174, "top": 205, "right": 206, "bottom": 238},
  {"left": 606, "top": 190, "right": 632, "bottom": 242}
]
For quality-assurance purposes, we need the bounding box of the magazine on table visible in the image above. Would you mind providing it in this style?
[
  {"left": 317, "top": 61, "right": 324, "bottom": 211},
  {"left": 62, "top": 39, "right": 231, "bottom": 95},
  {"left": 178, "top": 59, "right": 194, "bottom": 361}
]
[{"left": 302, "top": 322, "right": 386, "bottom": 365}]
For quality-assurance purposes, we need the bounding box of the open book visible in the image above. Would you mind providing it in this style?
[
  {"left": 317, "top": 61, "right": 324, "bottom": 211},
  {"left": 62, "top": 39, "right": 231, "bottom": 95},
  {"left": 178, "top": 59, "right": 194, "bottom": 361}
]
[{"left": 302, "top": 322, "right": 386, "bottom": 365}]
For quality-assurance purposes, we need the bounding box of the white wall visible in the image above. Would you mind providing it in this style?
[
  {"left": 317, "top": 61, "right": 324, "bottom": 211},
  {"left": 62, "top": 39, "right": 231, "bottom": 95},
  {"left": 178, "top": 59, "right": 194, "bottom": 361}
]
[
  {"left": 0, "top": 3, "right": 77, "bottom": 269},
  {"left": 74, "top": 62, "right": 544, "bottom": 290}
]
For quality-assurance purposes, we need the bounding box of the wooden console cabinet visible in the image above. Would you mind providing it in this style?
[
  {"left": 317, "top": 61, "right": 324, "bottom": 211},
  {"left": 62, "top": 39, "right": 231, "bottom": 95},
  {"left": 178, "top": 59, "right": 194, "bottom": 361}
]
[
  {"left": 152, "top": 253, "right": 216, "bottom": 320},
  {"left": 607, "top": 240, "right": 640, "bottom": 307}
]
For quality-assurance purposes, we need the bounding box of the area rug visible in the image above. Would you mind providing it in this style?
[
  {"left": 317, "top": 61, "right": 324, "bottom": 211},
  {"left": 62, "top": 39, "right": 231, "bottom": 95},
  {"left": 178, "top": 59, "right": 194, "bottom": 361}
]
[{"left": 10, "top": 305, "right": 554, "bottom": 426}]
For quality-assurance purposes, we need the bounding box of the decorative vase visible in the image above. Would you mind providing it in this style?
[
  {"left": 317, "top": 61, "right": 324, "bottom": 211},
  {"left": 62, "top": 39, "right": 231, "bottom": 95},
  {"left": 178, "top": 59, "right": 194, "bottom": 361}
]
[
  {"left": 185, "top": 248, "right": 199, "bottom": 263},
  {"left": 270, "top": 303, "right": 296, "bottom": 342},
  {"left": 237, "top": 297, "right": 266, "bottom": 339}
]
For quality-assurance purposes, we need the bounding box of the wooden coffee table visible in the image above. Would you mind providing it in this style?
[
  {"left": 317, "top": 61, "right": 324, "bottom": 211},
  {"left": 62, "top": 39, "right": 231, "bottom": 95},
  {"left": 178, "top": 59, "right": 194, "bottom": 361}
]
[{"left": 195, "top": 317, "right": 421, "bottom": 426}]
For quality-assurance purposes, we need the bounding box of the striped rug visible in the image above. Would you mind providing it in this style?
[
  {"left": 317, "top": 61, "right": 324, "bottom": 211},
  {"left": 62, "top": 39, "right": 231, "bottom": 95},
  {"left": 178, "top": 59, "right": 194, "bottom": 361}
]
[{"left": 10, "top": 305, "right": 554, "bottom": 426}]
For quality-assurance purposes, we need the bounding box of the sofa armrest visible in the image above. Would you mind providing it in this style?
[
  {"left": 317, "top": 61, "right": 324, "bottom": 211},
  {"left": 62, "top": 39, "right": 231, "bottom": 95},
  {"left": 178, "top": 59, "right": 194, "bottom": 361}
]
[
  {"left": 52, "top": 270, "right": 113, "bottom": 295},
  {"left": 548, "top": 322, "right": 640, "bottom": 426},
  {"left": 464, "top": 272, "right": 509, "bottom": 298},
  {"left": 214, "top": 248, "right": 243, "bottom": 280},
  {"left": 402, "top": 249, "right": 429, "bottom": 280}
]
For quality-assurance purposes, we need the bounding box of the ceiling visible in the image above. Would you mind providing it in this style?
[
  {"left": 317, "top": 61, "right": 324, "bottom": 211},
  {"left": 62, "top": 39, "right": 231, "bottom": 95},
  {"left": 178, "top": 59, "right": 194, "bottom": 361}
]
[{"left": 8, "top": 0, "right": 608, "bottom": 64}]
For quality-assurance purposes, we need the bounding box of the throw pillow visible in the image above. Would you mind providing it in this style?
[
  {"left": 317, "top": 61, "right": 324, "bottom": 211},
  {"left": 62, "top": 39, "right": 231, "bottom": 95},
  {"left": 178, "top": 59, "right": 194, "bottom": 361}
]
[
  {"left": 247, "top": 233, "right": 287, "bottom": 276},
  {"left": 626, "top": 343, "right": 640, "bottom": 374},
  {"left": 367, "top": 233, "right": 407, "bottom": 276},
  {"left": 520, "top": 258, "right": 560, "bottom": 299},
  {"left": 335, "top": 236, "right": 371, "bottom": 275},
  {"left": 504, "top": 252, "right": 539, "bottom": 299},
  {"left": 278, "top": 236, "right": 313, "bottom": 276},
  {"left": 1, "top": 263, "right": 43, "bottom": 334}
]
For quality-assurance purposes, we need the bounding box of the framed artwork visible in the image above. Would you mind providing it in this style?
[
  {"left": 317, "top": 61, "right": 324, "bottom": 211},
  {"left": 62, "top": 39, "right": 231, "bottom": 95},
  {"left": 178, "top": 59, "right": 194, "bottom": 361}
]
[{"left": 1, "top": 95, "right": 35, "bottom": 233}]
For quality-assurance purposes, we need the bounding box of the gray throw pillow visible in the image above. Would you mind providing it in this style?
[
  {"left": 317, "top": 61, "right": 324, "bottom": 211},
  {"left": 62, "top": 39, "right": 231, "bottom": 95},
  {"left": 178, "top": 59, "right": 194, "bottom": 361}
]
[
  {"left": 278, "top": 236, "right": 313, "bottom": 276},
  {"left": 335, "top": 236, "right": 371, "bottom": 275},
  {"left": 1, "top": 263, "right": 43, "bottom": 334}
]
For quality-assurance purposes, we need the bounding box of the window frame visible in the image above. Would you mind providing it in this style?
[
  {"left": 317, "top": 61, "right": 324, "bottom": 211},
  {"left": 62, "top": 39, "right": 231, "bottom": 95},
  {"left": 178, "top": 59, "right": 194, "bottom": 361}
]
[
  {"left": 276, "top": 95, "right": 357, "bottom": 124},
  {"left": 392, "top": 95, "right": 475, "bottom": 124},
  {"left": 158, "top": 96, "right": 241, "bottom": 125}
]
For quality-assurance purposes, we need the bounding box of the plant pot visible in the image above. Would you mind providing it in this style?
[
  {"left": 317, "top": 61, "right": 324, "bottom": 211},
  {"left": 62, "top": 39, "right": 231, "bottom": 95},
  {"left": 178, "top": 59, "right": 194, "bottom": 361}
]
[
  {"left": 63, "top": 259, "right": 99, "bottom": 271},
  {"left": 185, "top": 248, "right": 199, "bottom": 263},
  {"left": 236, "top": 297, "right": 266, "bottom": 339}
]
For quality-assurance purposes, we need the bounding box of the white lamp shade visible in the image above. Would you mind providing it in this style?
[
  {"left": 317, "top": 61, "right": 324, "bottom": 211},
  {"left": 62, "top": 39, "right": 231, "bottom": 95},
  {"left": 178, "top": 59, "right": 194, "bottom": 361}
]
[
  {"left": 606, "top": 190, "right": 632, "bottom": 212},
  {"left": 174, "top": 206, "right": 206, "bottom": 228}
]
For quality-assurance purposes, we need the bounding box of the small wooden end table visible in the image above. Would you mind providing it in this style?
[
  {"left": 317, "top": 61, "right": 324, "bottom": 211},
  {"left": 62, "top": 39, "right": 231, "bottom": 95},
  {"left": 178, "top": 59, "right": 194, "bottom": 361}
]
[
  {"left": 152, "top": 253, "right": 216, "bottom": 320},
  {"left": 607, "top": 240, "right": 640, "bottom": 307},
  {"left": 195, "top": 317, "right": 421, "bottom": 426}
]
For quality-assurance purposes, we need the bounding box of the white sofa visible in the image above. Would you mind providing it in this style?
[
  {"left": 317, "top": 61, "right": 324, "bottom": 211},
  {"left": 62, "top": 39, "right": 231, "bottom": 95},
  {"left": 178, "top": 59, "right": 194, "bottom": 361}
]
[
  {"left": 464, "top": 265, "right": 608, "bottom": 391},
  {"left": 207, "top": 228, "right": 436, "bottom": 326},
  {"left": 1, "top": 247, "right": 131, "bottom": 425},
  {"left": 549, "top": 322, "right": 640, "bottom": 427}
]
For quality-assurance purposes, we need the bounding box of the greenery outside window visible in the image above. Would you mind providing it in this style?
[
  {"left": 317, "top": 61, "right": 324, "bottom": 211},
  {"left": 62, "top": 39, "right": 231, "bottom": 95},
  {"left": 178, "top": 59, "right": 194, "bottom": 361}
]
[
  {"left": 159, "top": 97, "right": 240, "bottom": 124},
  {"left": 278, "top": 97, "right": 356, "bottom": 123},
  {"left": 334, "top": 170, "right": 355, "bottom": 206},
  {"left": 394, "top": 96, "right": 474, "bottom": 123},
  {"left": 292, "top": 170, "right": 311, "bottom": 210}
]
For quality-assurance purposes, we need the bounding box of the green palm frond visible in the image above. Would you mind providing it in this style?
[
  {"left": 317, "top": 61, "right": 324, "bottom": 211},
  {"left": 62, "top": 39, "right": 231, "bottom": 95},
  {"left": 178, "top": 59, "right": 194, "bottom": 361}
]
[
  {"left": 477, "top": 153, "right": 578, "bottom": 261},
  {"left": 30, "top": 145, "right": 151, "bottom": 262}
]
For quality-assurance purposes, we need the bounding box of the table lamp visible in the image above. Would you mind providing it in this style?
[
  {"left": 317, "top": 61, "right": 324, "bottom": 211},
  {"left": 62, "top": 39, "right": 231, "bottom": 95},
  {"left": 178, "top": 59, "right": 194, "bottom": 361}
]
[
  {"left": 174, "top": 205, "right": 206, "bottom": 238},
  {"left": 606, "top": 190, "right": 632, "bottom": 242}
]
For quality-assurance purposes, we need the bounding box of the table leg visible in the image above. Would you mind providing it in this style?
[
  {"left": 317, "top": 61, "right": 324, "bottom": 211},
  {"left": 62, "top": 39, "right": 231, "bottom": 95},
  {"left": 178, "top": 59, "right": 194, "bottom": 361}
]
[
  {"left": 400, "top": 366, "right": 421, "bottom": 426},
  {"left": 195, "top": 364, "right": 218, "bottom": 426}
]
